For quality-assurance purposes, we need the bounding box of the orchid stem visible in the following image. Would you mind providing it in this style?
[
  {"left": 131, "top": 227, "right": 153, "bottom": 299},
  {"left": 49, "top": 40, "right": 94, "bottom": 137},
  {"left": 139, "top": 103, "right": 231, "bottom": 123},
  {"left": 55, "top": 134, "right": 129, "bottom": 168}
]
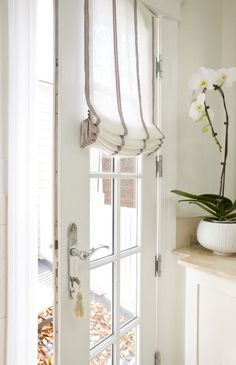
[
  {"left": 204, "top": 102, "right": 222, "bottom": 152},
  {"left": 213, "top": 84, "right": 229, "bottom": 200}
]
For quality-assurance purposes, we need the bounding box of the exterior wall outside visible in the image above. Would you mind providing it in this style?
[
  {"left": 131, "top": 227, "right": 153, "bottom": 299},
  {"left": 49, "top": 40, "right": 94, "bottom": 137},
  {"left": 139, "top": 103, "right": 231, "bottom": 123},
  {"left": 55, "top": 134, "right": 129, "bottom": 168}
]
[{"left": 0, "top": 0, "right": 8, "bottom": 363}]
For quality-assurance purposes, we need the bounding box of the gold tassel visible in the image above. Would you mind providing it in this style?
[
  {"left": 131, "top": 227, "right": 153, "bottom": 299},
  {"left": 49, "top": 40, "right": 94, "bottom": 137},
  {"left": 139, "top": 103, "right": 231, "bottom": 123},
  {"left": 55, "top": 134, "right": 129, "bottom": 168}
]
[{"left": 74, "top": 291, "right": 84, "bottom": 318}]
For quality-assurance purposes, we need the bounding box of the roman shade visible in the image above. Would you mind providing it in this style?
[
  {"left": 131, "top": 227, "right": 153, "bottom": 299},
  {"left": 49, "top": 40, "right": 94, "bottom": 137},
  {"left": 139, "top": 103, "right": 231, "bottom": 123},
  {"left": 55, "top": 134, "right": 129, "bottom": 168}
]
[{"left": 80, "top": 0, "right": 164, "bottom": 156}]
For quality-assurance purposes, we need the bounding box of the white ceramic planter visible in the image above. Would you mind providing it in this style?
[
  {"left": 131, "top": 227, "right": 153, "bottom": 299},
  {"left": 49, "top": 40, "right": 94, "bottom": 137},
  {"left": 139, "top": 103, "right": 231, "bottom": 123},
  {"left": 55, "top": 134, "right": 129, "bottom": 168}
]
[{"left": 197, "top": 219, "right": 236, "bottom": 255}]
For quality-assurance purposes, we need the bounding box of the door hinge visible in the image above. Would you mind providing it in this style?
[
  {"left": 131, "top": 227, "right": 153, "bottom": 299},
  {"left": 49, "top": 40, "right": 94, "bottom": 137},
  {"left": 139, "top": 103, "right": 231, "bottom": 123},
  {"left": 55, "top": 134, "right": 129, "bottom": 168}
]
[
  {"left": 156, "top": 155, "right": 163, "bottom": 177},
  {"left": 156, "top": 55, "right": 163, "bottom": 79},
  {"left": 54, "top": 239, "right": 58, "bottom": 250},
  {"left": 155, "top": 255, "right": 162, "bottom": 277},
  {"left": 155, "top": 351, "right": 161, "bottom": 365}
]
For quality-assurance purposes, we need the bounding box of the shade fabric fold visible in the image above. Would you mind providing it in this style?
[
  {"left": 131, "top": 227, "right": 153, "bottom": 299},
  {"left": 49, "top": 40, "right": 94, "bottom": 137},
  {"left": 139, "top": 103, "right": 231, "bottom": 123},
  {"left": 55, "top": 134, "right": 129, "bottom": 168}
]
[{"left": 80, "top": 0, "right": 164, "bottom": 156}]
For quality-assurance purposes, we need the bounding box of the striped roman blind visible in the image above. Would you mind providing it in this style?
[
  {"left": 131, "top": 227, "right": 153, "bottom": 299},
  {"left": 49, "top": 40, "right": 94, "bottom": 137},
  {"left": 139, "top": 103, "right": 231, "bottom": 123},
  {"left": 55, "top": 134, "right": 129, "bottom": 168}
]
[{"left": 80, "top": 0, "right": 164, "bottom": 156}]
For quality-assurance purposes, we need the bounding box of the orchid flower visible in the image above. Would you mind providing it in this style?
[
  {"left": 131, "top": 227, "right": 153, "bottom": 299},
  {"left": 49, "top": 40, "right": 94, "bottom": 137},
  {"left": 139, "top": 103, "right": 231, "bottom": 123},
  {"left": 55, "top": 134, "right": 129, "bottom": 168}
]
[
  {"left": 189, "top": 67, "right": 217, "bottom": 91},
  {"left": 215, "top": 67, "right": 236, "bottom": 87},
  {"left": 172, "top": 65, "right": 236, "bottom": 217},
  {"left": 189, "top": 93, "right": 214, "bottom": 123}
]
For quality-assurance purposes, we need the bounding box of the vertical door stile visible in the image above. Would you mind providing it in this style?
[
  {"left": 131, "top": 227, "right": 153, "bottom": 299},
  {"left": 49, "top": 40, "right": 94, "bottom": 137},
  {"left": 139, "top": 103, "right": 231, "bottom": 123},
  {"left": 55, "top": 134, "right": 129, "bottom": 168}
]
[{"left": 115, "top": 161, "right": 121, "bottom": 364}]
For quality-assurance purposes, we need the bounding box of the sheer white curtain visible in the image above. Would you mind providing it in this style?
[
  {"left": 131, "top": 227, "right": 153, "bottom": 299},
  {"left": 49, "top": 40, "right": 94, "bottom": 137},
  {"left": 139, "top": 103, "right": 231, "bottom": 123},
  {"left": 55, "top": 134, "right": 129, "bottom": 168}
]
[
  {"left": 81, "top": 0, "right": 164, "bottom": 156},
  {"left": 7, "top": 1, "right": 38, "bottom": 364}
]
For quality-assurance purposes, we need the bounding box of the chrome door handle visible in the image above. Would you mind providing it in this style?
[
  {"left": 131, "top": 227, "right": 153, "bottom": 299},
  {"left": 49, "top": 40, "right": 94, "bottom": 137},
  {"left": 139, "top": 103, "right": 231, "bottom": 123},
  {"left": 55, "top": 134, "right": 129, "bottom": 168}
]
[{"left": 70, "top": 245, "right": 109, "bottom": 261}]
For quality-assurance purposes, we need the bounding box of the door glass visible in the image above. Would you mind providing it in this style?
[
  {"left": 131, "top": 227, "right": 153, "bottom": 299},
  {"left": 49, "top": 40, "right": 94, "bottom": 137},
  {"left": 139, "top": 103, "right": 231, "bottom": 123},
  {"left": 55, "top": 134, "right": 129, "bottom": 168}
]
[
  {"left": 119, "top": 157, "right": 138, "bottom": 174},
  {"left": 120, "top": 179, "right": 139, "bottom": 251},
  {"left": 90, "top": 346, "right": 113, "bottom": 365},
  {"left": 120, "top": 327, "right": 137, "bottom": 364},
  {"left": 90, "top": 178, "right": 113, "bottom": 259},
  {"left": 90, "top": 264, "right": 113, "bottom": 348},
  {"left": 90, "top": 151, "right": 141, "bottom": 364},
  {"left": 90, "top": 148, "right": 113, "bottom": 173},
  {"left": 120, "top": 255, "right": 137, "bottom": 326}
]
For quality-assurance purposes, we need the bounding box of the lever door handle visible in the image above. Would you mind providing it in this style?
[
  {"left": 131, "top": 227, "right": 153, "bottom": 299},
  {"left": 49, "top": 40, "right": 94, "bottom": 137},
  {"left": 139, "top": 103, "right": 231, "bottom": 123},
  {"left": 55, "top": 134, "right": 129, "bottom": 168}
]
[{"left": 70, "top": 245, "right": 109, "bottom": 261}]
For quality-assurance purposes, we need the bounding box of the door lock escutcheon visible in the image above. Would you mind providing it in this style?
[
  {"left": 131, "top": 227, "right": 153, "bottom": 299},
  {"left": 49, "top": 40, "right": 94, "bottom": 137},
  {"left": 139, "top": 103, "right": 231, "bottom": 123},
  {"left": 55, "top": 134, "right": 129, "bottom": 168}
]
[{"left": 67, "top": 223, "right": 109, "bottom": 298}]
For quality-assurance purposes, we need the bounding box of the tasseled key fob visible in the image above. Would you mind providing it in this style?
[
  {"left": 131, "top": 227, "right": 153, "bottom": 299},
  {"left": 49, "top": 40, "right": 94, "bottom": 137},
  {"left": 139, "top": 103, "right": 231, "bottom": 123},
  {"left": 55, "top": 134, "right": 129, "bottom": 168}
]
[{"left": 74, "top": 291, "right": 84, "bottom": 318}]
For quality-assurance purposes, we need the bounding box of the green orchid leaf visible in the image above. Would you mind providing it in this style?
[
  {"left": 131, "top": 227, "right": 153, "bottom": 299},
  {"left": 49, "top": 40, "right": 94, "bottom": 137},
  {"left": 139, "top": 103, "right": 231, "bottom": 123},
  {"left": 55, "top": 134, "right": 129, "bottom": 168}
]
[
  {"left": 171, "top": 190, "right": 223, "bottom": 206},
  {"left": 200, "top": 194, "right": 233, "bottom": 209},
  {"left": 224, "top": 212, "right": 236, "bottom": 220},
  {"left": 227, "top": 217, "right": 236, "bottom": 222},
  {"left": 171, "top": 190, "right": 235, "bottom": 220},
  {"left": 177, "top": 199, "right": 219, "bottom": 213},
  {"left": 189, "top": 201, "right": 219, "bottom": 218},
  {"left": 200, "top": 194, "right": 233, "bottom": 208},
  {"left": 225, "top": 200, "right": 236, "bottom": 215}
]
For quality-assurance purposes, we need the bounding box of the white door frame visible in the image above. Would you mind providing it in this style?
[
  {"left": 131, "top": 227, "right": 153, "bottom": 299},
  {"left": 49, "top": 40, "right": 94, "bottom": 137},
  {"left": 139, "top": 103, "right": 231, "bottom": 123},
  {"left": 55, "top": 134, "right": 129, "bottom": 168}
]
[{"left": 156, "top": 12, "right": 184, "bottom": 365}]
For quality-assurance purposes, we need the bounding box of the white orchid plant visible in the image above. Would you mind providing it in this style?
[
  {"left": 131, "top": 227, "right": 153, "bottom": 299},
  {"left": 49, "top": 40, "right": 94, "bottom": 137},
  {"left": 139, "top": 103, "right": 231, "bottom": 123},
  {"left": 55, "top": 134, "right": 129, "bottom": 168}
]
[{"left": 172, "top": 66, "right": 236, "bottom": 222}]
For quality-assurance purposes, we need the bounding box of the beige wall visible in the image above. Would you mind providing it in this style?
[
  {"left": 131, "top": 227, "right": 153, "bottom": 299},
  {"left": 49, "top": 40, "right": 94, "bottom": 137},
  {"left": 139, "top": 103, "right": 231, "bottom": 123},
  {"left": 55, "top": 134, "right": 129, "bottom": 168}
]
[
  {"left": 177, "top": 0, "right": 236, "bottom": 244},
  {"left": 176, "top": 0, "right": 236, "bottom": 239},
  {"left": 175, "top": 2, "right": 236, "bottom": 361},
  {"left": 0, "top": 0, "right": 8, "bottom": 363},
  {"left": 221, "top": 0, "right": 236, "bottom": 201}
]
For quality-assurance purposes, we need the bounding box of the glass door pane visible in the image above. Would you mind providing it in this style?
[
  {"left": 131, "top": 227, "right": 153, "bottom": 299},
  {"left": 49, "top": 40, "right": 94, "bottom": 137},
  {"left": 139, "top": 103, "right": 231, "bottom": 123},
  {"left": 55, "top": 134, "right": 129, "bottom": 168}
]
[
  {"left": 120, "top": 179, "right": 139, "bottom": 251},
  {"left": 120, "top": 328, "right": 137, "bottom": 364},
  {"left": 90, "top": 178, "right": 114, "bottom": 259},
  {"left": 90, "top": 264, "right": 113, "bottom": 348},
  {"left": 90, "top": 346, "right": 113, "bottom": 365},
  {"left": 120, "top": 255, "right": 138, "bottom": 326},
  {"left": 90, "top": 150, "right": 142, "bottom": 365}
]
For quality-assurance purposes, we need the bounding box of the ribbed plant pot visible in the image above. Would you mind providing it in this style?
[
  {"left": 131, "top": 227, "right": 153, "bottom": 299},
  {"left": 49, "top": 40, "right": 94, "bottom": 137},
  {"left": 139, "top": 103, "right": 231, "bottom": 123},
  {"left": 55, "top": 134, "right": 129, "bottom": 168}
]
[{"left": 197, "top": 219, "right": 236, "bottom": 255}]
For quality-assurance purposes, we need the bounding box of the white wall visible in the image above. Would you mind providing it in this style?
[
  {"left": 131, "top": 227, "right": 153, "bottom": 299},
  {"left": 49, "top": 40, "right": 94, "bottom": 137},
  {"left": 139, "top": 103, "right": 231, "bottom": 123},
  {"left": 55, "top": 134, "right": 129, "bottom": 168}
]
[
  {"left": 0, "top": 0, "right": 8, "bottom": 363},
  {"left": 177, "top": 0, "right": 236, "bottom": 218},
  {"left": 175, "top": 1, "right": 236, "bottom": 363},
  {"left": 221, "top": 0, "right": 236, "bottom": 201}
]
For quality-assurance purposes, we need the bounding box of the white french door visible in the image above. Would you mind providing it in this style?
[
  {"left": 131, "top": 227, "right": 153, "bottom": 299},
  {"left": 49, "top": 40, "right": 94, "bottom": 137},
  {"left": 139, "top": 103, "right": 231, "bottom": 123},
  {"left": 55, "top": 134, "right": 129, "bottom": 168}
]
[
  {"left": 56, "top": 1, "right": 158, "bottom": 364},
  {"left": 88, "top": 150, "right": 157, "bottom": 364}
]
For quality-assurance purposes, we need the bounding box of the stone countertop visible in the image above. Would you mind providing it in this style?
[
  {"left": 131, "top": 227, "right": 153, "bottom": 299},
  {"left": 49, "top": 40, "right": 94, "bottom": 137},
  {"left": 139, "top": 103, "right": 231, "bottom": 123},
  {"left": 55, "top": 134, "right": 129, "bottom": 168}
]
[{"left": 173, "top": 244, "right": 236, "bottom": 281}]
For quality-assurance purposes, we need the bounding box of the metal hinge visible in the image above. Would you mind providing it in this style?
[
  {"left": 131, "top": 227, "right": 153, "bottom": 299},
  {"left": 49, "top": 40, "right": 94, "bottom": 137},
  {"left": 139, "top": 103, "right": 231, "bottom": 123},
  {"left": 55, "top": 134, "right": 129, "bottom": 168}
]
[
  {"left": 156, "top": 55, "right": 163, "bottom": 79},
  {"left": 155, "top": 255, "right": 162, "bottom": 277},
  {"left": 54, "top": 239, "right": 58, "bottom": 250},
  {"left": 155, "top": 351, "right": 161, "bottom": 365},
  {"left": 156, "top": 155, "right": 163, "bottom": 177}
]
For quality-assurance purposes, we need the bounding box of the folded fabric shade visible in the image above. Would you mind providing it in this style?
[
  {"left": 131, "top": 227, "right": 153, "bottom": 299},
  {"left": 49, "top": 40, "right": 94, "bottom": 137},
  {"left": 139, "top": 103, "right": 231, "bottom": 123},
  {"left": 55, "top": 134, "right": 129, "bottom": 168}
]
[{"left": 81, "top": 0, "right": 164, "bottom": 156}]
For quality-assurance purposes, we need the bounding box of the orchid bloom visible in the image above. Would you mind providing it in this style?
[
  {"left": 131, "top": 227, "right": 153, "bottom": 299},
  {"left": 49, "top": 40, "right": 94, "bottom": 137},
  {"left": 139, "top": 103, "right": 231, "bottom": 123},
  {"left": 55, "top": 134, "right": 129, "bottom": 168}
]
[
  {"left": 189, "top": 93, "right": 205, "bottom": 120},
  {"left": 185, "top": 66, "right": 236, "bottom": 201},
  {"left": 189, "top": 67, "right": 217, "bottom": 91},
  {"left": 215, "top": 67, "right": 236, "bottom": 87},
  {"left": 189, "top": 93, "right": 214, "bottom": 123}
]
